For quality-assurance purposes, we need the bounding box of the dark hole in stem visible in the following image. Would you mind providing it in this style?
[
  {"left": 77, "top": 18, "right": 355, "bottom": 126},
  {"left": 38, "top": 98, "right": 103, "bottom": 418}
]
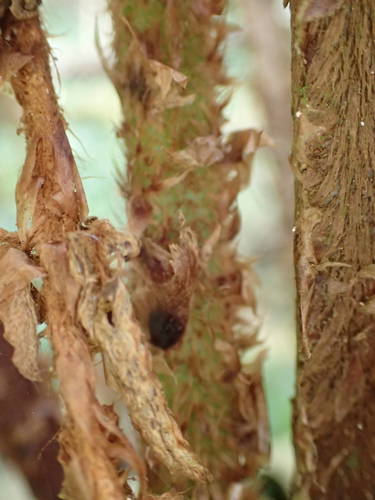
[{"left": 148, "top": 310, "right": 185, "bottom": 350}]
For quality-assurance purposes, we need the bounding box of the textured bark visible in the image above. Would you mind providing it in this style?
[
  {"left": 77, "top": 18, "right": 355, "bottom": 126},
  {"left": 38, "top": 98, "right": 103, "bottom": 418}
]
[
  {"left": 0, "top": 322, "right": 63, "bottom": 500},
  {"left": 291, "top": 1, "right": 375, "bottom": 498}
]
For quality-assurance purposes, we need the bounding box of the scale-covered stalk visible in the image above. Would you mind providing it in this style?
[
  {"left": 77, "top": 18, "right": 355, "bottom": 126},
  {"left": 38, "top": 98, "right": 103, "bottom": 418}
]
[{"left": 109, "top": 1, "right": 269, "bottom": 496}]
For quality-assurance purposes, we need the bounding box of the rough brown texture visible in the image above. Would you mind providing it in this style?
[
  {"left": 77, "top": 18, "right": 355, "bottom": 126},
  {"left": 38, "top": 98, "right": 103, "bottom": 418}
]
[
  {"left": 291, "top": 1, "right": 375, "bottom": 498},
  {"left": 0, "top": 3, "right": 269, "bottom": 498},
  {"left": 0, "top": 11, "right": 88, "bottom": 249},
  {"left": 1, "top": 9, "right": 209, "bottom": 499}
]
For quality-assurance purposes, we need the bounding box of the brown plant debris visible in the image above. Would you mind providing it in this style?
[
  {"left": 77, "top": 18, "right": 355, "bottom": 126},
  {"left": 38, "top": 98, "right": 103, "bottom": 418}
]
[
  {"left": 291, "top": 0, "right": 375, "bottom": 497},
  {"left": 1, "top": 8, "right": 211, "bottom": 499},
  {"left": 0, "top": 239, "right": 43, "bottom": 381},
  {"left": 65, "top": 220, "right": 209, "bottom": 483},
  {"left": 0, "top": 10, "right": 88, "bottom": 249},
  {"left": 38, "top": 221, "right": 208, "bottom": 496},
  {"left": 41, "top": 238, "right": 146, "bottom": 500}
]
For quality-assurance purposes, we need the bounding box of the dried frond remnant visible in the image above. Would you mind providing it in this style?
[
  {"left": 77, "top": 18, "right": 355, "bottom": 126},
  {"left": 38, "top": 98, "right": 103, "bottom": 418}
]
[
  {"left": 66, "top": 220, "right": 209, "bottom": 483},
  {"left": 0, "top": 246, "right": 43, "bottom": 381},
  {"left": 40, "top": 240, "right": 145, "bottom": 500},
  {"left": 1, "top": 11, "right": 146, "bottom": 500},
  {"left": 109, "top": 0, "right": 269, "bottom": 494},
  {"left": 291, "top": 0, "right": 375, "bottom": 497},
  {"left": 35, "top": 218, "right": 208, "bottom": 493},
  {"left": 0, "top": 11, "right": 87, "bottom": 249},
  {"left": 1, "top": 7, "right": 211, "bottom": 497}
]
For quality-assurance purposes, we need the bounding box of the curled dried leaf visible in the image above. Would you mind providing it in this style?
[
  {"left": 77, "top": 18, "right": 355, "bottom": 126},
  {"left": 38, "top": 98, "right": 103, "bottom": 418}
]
[
  {"left": 235, "top": 361, "right": 269, "bottom": 457},
  {"left": 111, "top": 31, "right": 194, "bottom": 117},
  {"left": 1, "top": 287, "right": 41, "bottom": 381},
  {"left": 40, "top": 241, "right": 145, "bottom": 500},
  {"left": 0, "top": 248, "right": 43, "bottom": 381},
  {"left": 16, "top": 130, "right": 88, "bottom": 247},
  {"left": 152, "top": 169, "right": 192, "bottom": 192},
  {"left": 9, "top": 0, "right": 41, "bottom": 20},
  {"left": 63, "top": 224, "right": 209, "bottom": 483},
  {"left": 225, "top": 129, "right": 266, "bottom": 165}
]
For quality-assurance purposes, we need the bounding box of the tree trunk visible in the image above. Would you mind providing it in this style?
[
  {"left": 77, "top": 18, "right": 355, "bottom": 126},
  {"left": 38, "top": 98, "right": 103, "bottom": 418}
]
[{"left": 291, "top": 1, "right": 375, "bottom": 498}]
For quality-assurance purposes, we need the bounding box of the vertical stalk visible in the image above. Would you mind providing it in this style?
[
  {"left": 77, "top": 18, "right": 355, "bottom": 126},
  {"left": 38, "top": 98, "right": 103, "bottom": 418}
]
[
  {"left": 291, "top": 1, "right": 375, "bottom": 498},
  {"left": 109, "top": 1, "right": 269, "bottom": 496}
]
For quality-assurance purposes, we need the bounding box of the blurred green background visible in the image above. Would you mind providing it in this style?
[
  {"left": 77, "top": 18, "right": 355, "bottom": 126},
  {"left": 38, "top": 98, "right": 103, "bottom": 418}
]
[{"left": 0, "top": 0, "right": 295, "bottom": 497}]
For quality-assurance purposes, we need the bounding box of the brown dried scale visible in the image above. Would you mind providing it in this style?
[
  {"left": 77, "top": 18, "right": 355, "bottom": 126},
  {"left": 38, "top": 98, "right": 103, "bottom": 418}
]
[{"left": 0, "top": 247, "right": 43, "bottom": 381}]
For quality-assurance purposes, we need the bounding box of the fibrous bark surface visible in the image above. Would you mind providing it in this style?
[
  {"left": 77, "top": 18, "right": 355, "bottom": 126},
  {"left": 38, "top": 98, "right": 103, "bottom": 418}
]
[{"left": 291, "top": 1, "right": 375, "bottom": 498}]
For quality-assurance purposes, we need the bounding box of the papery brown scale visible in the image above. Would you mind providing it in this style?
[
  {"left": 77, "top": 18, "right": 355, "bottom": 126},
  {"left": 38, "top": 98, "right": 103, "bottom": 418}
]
[{"left": 0, "top": 247, "right": 43, "bottom": 381}]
